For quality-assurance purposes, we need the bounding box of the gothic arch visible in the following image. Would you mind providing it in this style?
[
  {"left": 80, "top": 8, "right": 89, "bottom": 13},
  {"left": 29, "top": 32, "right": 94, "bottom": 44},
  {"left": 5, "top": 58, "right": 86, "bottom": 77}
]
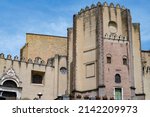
[{"left": 0, "top": 68, "right": 21, "bottom": 87}]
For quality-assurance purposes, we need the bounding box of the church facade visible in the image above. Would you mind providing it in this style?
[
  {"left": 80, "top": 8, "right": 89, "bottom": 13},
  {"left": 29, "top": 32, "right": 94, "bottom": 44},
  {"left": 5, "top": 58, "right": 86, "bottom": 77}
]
[
  {"left": 0, "top": 2, "right": 149, "bottom": 100},
  {"left": 0, "top": 34, "right": 68, "bottom": 100}
]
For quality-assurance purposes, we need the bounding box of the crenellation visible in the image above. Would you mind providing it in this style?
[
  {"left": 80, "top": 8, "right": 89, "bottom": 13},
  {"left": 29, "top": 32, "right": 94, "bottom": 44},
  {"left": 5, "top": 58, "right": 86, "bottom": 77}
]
[
  {"left": 28, "top": 58, "right": 33, "bottom": 64},
  {"left": 34, "top": 57, "right": 41, "bottom": 65},
  {"left": 76, "top": 2, "right": 126, "bottom": 19},
  {"left": 85, "top": 6, "right": 89, "bottom": 11},
  {"left": 41, "top": 60, "right": 46, "bottom": 66},
  {"left": 47, "top": 58, "right": 54, "bottom": 67},
  {"left": 103, "top": 2, "right": 108, "bottom": 7},
  {"left": 110, "top": 3, "right": 114, "bottom": 8},
  {"left": 79, "top": 8, "right": 84, "bottom": 14},
  {"left": 116, "top": 4, "right": 120, "bottom": 8},
  {"left": 0, "top": 53, "right": 4, "bottom": 59},
  {"left": 0, "top": 54, "right": 57, "bottom": 70},
  {"left": 122, "top": 6, "right": 125, "bottom": 9},
  {"left": 7, "top": 54, "right": 12, "bottom": 60},
  {"left": 91, "top": 4, "right": 95, "bottom": 8},
  {"left": 14, "top": 56, "right": 19, "bottom": 61},
  {"left": 21, "top": 57, "right": 26, "bottom": 62},
  {"left": 97, "top": 2, "right": 101, "bottom": 6}
]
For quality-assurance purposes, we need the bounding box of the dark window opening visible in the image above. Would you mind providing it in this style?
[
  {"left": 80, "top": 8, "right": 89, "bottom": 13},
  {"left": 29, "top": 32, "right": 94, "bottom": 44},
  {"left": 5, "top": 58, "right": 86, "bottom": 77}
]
[
  {"left": 143, "top": 67, "right": 145, "bottom": 75},
  {"left": 60, "top": 67, "right": 67, "bottom": 74},
  {"left": 31, "top": 71, "right": 44, "bottom": 84},
  {"left": 107, "top": 57, "right": 111, "bottom": 64},
  {"left": 115, "top": 74, "right": 121, "bottom": 83},
  {"left": 3, "top": 80, "right": 17, "bottom": 88},
  {"left": 146, "top": 67, "right": 150, "bottom": 73},
  {"left": 2, "top": 91, "right": 16, "bottom": 100},
  {"left": 123, "top": 58, "right": 127, "bottom": 65}
]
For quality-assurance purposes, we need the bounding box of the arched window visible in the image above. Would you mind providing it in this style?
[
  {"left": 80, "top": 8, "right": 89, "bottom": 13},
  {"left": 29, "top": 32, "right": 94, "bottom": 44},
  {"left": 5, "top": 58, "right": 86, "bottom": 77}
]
[
  {"left": 60, "top": 67, "right": 67, "bottom": 74},
  {"left": 115, "top": 74, "right": 121, "bottom": 83},
  {"left": 122, "top": 56, "right": 128, "bottom": 65},
  {"left": 106, "top": 54, "right": 112, "bottom": 64},
  {"left": 3, "top": 80, "right": 17, "bottom": 88}
]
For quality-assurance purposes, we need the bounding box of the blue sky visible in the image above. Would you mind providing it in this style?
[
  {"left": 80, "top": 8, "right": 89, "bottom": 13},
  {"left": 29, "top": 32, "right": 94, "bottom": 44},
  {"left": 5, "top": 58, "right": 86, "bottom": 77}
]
[{"left": 0, "top": 0, "right": 149, "bottom": 57}]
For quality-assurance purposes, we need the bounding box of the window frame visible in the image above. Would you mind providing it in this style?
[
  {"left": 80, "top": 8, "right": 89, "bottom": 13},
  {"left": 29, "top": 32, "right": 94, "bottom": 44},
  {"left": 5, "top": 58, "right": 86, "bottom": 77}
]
[
  {"left": 106, "top": 54, "right": 112, "bottom": 64},
  {"left": 115, "top": 74, "right": 121, "bottom": 83},
  {"left": 114, "top": 88, "right": 123, "bottom": 100},
  {"left": 31, "top": 70, "right": 45, "bottom": 85},
  {"left": 122, "top": 56, "right": 128, "bottom": 65}
]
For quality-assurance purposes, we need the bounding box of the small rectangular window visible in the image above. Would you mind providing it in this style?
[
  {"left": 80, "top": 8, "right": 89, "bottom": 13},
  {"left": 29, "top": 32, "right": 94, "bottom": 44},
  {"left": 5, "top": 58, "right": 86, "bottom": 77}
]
[
  {"left": 107, "top": 57, "right": 111, "bottom": 64},
  {"left": 31, "top": 71, "right": 45, "bottom": 84},
  {"left": 123, "top": 58, "right": 127, "bottom": 65}
]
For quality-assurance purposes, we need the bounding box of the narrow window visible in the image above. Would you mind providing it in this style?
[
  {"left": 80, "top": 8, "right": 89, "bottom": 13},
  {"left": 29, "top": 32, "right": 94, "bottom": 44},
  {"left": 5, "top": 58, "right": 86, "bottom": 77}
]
[
  {"left": 115, "top": 74, "right": 121, "bottom": 83},
  {"left": 106, "top": 54, "right": 112, "bottom": 64},
  {"left": 123, "top": 58, "right": 127, "bottom": 65},
  {"left": 123, "top": 56, "right": 128, "bottom": 65},
  {"left": 142, "top": 67, "right": 145, "bottom": 75},
  {"left": 107, "top": 57, "right": 111, "bottom": 64}
]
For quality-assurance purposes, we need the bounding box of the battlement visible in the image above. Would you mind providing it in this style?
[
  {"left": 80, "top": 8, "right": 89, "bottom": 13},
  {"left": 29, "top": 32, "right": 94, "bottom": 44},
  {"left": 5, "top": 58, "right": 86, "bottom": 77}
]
[
  {"left": 77, "top": 2, "right": 126, "bottom": 15},
  {"left": 0, "top": 53, "right": 66, "bottom": 67}
]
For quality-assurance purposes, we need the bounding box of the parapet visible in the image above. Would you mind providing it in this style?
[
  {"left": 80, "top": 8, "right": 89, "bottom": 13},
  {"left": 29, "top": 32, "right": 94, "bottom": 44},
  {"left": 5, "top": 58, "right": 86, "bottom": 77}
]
[
  {"left": 0, "top": 53, "right": 66, "bottom": 68},
  {"left": 77, "top": 1, "right": 125, "bottom": 16}
]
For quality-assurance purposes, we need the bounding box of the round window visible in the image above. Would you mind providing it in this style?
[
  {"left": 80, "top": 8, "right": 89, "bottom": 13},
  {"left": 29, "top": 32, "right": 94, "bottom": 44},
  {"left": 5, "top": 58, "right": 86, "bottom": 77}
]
[
  {"left": 60, "top": 67, "right": 67, "bottom": 74},
  {"left": 108, "top": 21, "right": 118, "bottom": 34}
]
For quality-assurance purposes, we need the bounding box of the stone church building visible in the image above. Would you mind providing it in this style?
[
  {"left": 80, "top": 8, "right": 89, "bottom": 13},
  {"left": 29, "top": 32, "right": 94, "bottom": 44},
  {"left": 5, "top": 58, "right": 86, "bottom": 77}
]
[{"left": 0, "top": 2, "right": 149, "bottom": 100}]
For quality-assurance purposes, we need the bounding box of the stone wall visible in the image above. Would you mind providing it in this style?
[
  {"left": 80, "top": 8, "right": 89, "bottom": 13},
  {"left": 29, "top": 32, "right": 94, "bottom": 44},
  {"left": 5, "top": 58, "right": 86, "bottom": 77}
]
[
  {"left": 0, "top": 53, "right": 67, "bottom": 100},
  {"left": 21, "top": 33, "right": 67, "bottom": 62},
  {"left": 142, "top": 51, "right": 150, "bottom": 99},
  {"left": 70, "top": 2, "right": 144, "bottom": 99}
]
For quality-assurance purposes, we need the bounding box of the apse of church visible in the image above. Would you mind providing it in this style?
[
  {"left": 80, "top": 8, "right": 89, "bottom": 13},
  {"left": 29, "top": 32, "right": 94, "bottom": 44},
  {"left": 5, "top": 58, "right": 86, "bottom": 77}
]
[{"left": 68, "top": 2, "right": 145, "bottom": 100}]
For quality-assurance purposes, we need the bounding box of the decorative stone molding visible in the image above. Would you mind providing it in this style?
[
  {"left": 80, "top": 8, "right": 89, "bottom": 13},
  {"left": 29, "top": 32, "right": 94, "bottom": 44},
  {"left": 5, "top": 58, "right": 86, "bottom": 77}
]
[
  {"left": 104, "top": 33, "right": 127, "bottom": 41},
  {"left": 0, "top": 68, "right": 21, "bottom": 87}
]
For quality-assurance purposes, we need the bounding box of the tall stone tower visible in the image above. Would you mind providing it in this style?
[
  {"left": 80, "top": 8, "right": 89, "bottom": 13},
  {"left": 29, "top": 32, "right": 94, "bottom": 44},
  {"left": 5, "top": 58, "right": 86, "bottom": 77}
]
[{"left": 68, "top": 2, "right": 145, "bottom": 100}]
